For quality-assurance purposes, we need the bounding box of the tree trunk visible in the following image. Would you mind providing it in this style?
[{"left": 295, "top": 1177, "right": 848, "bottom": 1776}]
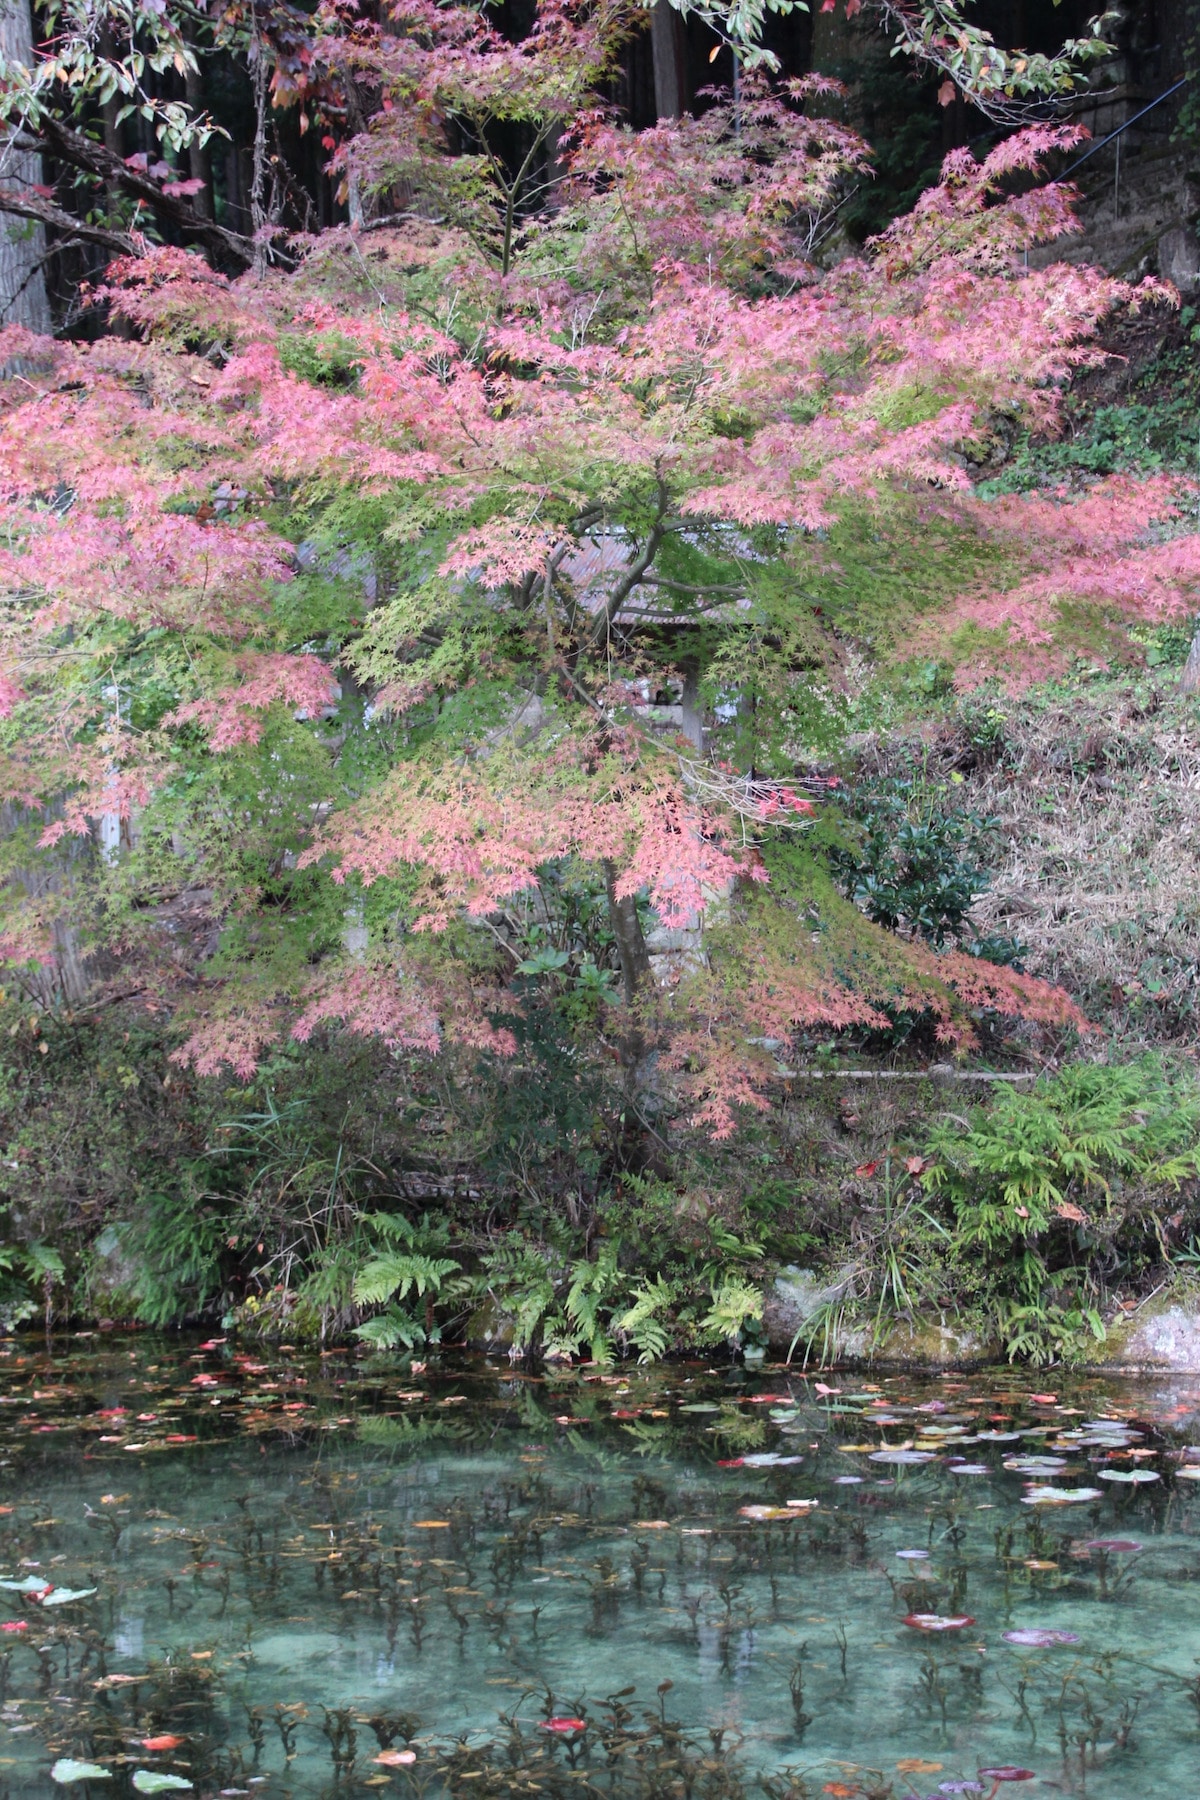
[
  {"left": 0, "top": 0, "right": 52, "bottom": 332},
  {"left": 184, "top": 59, "right": 214, "bottom": 221},
  {"left": 651, "top": 0, "right": 687, "bottom": 122},
  {"left": 1180, "top": 621, "right": 1200, "bottom": 694},
  {"left": 604, "top": 859, "right": 652, "bottom": 1008}
]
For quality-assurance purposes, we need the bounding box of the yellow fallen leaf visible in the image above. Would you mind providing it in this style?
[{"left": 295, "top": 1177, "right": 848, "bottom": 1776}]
[{"left": 896, "top": 1760, "right": 943, "bottom": 1776}]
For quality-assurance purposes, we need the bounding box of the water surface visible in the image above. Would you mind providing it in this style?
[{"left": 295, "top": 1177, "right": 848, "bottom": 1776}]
[{"left": 0, "top": 1338, "right": 1198, "bottom": 1798}]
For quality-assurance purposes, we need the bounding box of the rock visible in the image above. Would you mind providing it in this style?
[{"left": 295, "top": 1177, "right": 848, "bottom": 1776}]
[
  {"left": 465, "top": 1297, "right": 517, "bottom": 1356},
  {"left": 762, "top": 1265, "right": 857, "bottom": 1356},
  {"left": 1158, "top": 227, "right": 1200, "bottom": 297},
  {"left": 1097, "top": 1297, "right": 1200, "bottom": 1371},
  {"left": 764, "top": 1267, "right": 997, "bottom": 1366},
  {"left": 872, "top": 1318, "right": 994, "bottom": 1367}
]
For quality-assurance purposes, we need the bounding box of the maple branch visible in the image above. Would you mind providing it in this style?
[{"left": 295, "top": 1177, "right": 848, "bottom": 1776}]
[
  {"left": 0, "top": 184, "right": 139, "bottom": 258},
  {"left": 587, "top": 486, "right": 674, "bottom": 650},
  {"left": 11, "top": 117, "right": 254, "bottom": 268}
]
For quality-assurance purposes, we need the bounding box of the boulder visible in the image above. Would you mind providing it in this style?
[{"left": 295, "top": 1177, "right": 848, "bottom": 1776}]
[
  {"left": 1097, "top": 1296, "right": 1200, "bottom": 1372},
  {"left": 872, "top": 1317, "right": 994, "bottom": 1368},
  {"left": 762, "top": 1265, "right": 860, "bottom": 1358},
  {"left": 1159, "top": 227, "right": 1200, "bottom": 297},
  {"left": 763, "top": 1267, "right": 997, "bottom": 1366}
]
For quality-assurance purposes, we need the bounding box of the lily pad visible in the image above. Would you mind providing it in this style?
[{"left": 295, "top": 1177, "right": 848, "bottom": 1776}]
[
  {"left": 40, "top": 1586, "right": 97, "bottom": 1606},
  {"left": 132, "top": 1774, "right": 193, "bottom": 1794},
  {"left": 1020, "top": 1486, "right": 1102, "bottom": 1505},
  {"left": 0, "top": 1576, "right": 51, "bottom": 1593},
  {"left": 902, "top": 1613, "right": 975, "bottom": 1632},
  {"left": 52, "top": 1761, "right": 112, "bottom": 1784},
  {"left": 1002, "top": 1628, "right": 1081, "bottom": 1647},
  {"left": 1097, "top": 1468, "right": 1159, "bottom": 1484},
  {"left": 869, "top": 1449, "right": 938, "bottom": 1465}
]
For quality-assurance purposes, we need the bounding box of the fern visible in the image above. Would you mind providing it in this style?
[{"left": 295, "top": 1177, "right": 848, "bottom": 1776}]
[
  {"left": 352, "top": 1252, "right": 462, "bottom": 1307},
  {"left": 564, "top": 1241, "right": 621, "bottom": 1363},
  {"left": 699, "top": 1276, "right": 762, "bottom": 1347},
  {"left": 614, "top": 1276, "right": 677, "bottom": 1363},
  {"left": 353, "top": 1306, "right": 429, "bottom": 1351}
]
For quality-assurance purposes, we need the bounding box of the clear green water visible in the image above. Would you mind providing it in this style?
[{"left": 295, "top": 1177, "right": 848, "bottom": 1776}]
[{"left": 0, "top": 1340, "right": 1198, "bottom": 1799}]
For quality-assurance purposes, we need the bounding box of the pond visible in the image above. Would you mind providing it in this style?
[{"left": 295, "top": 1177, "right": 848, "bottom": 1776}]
[{"left": 0, "top": 1338, "right": 1198, "bottom": 1799}]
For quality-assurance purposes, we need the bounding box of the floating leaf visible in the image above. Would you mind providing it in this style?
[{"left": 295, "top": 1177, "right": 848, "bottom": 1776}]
[
  {"left": 539, "top": 1719, "right": 586, "bottom": 1733},
  {"left": 0, "top": 1576, "right": 51, "bottom": 1593},
  {"left": 1097, "top": 1468, "right": 1159, "bottom": 1484},
  {"left": 1079, "top": 1537, "right": 1141, "bottom": 1552},
  {"left": 40, "top": 1586, "right": 97, "bottom": 1606},
  {"left": 132, "top": 1774, "right": 193, "bottom": 1794},
  {"left": 869, "top": 1449, "right": 937, "bottom": 1465},
  {"left": 948, "top": 1463, "right": 990, "bottom": 1475},
  {"left": 373, "top": 1750, "right": 417, "bottom": 1767},
  {"left": 52, "top": 1761, "right": 112, "bottom": 1784},
  {"left": 1020, "top": 1486, "right": 1102, "bottom": 1506},
  {"left": 902, "top": 1613, "right": 975, "bottom": 1632},
  {"left": 895, "top": 1550, "right": 930, "bottom": 1560},
  {"left": 1002, "top": 1628, "right": 1080, "bottom": 1647},
  {"left": 141, "top": 1736, "right": 186, "bottom": 1752},
  {"left": 977, "top": 1770, "right": 1035, "bottom": 1783}
]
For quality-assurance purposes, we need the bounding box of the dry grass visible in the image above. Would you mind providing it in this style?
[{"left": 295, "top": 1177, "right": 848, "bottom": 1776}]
[{"left": 854, "top": 676, "right": 1200, "bottom": 1048}]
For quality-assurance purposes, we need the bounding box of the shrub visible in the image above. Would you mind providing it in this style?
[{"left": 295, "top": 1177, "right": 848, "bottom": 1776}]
[{"left": 923, "top": 1058, "right": 1200, "bottom": 1361}]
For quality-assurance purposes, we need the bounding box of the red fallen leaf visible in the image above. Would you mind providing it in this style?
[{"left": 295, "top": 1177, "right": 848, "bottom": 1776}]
[
  {"left": 1030, "top": 1394, "right": 1057, "bottom": 1405},
  {"left": 191, "top": 1374, "right": 219, "bottom": 1387},
  {"left": 540, "top": 1718, "right": 586, "bottom": 1733},
  {"left": 166, "top": 1434, "right": 198, "bottom": 1443},
  {"left": 854, "top": 1160, "right": 880, "bottom": 1178},
  {"left": 96, "top": 1409, "right": 127, "bottom": 1418},
  {"left": 902, "top": 1613, "right": 976, "bottom": 1632},
  {"left": 904, "top": 1155, "right": 926, "bottom": 1175},
  {"left": 198, "top": 1339, "right": 226, "bottom": 1349},
  {"left": 554, "top": 1416, "right": 589, "bottom": 1426},
  {"left": 1055, "top": 1201, "right": 1088, "bottom": 1223},
  {"left": 823, "top": 1786, "right": 858, "bottom": 1798},
  {"left": 978, "top": 1770, "right": 1035, "bottom": 1783},
  {"left": 374, "top": 1749, "right": 417, "bottom": 1766},
  {"left": 717, "top": 1458, "right": 745, "bottom": 1467},
  {"left": 0, "top": 1621, "right": 28, "bottom": 1633},
  {"left": 1014, "top": 1205, "right": 1030, "bottom": 1218},
  {"left": 814, "top": 1382, "right": 841, "bottom": 1396},
  {"left": 741, "top": 1394, "right": 791, "bottom": 1404},
  {"left": 142, "top": 1734, "right": 186, "bottom": 1751}
]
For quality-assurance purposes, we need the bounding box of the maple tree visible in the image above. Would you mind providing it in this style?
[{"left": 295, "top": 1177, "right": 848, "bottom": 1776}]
[{"left": 1, "top": 4, "right": 1197, "bottom": 1145}]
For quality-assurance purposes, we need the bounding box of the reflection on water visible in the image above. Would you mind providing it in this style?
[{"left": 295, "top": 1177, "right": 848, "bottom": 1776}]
[{"left": 0, "top": 1339, "right": 1197, "bottom": 1797}]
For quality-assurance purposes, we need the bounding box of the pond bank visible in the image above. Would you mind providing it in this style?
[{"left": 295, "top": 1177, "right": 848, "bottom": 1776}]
[{"left": 755, "top": 1268, "right": 1200, "bottom": 1374}]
